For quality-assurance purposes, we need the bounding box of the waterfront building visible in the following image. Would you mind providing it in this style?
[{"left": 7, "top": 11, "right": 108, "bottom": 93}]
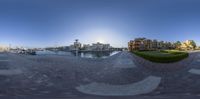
[
  {"left": 128, "top": 38, "right": 176, "bottom": 51},
  {"left": 0, "top": 44, "right": 9, "bottom": 52},
  {"left": 158, "top": 41, "right": 164, "bottom": 49},
  {"left": 69, "top": 39, "right": 81, "bottom": 51},
  {"left": 102, "top": 44, "right": 111, "bottom": 51},
  {"left": 91, "top": 42, "right": 111, "bottom": 51},
  {"left": 69, "top": 40, "right": 112, "bottom": 51},
  {"left": 152, "top": 39, "right": 158, "bottom": 50},
  {"left": 128, "top": 38, "right": 146, "bottom": 51},
  {"left": 143, "top": 39, "right": 153, "bottom": 50},
  {"left": 165, "top": 42, "right": 174, "bottom": 49},
  {"left": 82, "top": 44, "right": 92, "bottom": 51}
]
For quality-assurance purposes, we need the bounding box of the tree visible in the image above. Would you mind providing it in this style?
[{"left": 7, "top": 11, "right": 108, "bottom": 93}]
[
  {"left": 174, "top": 41, "right": 182, "bottom": 49},
  {"left": 190, "top": 40, "right": 197, "bottom": 49}
]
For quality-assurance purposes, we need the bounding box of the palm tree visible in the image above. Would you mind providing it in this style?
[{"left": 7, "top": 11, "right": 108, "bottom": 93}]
[
  {"left": 190, "top": 40, "right": 197, "bottom": 49},
  {"left": 174, "top": 41, "right": 182, "bottom": 50},
  {"left": 182, "top": 40, "right": 196, "bottom": 50}
]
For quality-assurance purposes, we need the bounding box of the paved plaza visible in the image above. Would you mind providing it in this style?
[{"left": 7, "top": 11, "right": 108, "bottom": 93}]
[{"left": 0, "top": 51, "right": 200, "bottom": 98}]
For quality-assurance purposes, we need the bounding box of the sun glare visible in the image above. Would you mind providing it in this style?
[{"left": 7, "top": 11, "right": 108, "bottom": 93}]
[
  {"left": 96, "top": 38, "right": 105, "bottom": 43},
  {"left": 81, "top": 28, "right": 122, "bottom": 46}
]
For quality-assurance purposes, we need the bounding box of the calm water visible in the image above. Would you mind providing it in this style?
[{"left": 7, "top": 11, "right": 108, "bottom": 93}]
[{"left": 36, "top": 50, "right": 120, "bottom": 58}]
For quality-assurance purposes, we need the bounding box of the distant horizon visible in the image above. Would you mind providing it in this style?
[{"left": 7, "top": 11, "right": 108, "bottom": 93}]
[
  {"left": 1, "top": 37, "right": 199, "bottom": 49},
  {"left": 1, "top": 0, "right": 200, "bottom": 48}
]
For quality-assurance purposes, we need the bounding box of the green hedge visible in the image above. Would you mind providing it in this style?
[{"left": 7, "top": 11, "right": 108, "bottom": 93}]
[{"left": 132, "top": 50, "right": 189, "bottom": 63}]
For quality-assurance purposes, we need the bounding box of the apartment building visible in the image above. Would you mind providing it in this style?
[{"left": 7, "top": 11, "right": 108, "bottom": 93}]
[
  {"left": 128, "top": 38, "right": 175, "bottom": 51},
  {"left": 128, "top": 38, "right": 146, "bottom": 51},
  {"left": 91, "top": 42, "right": 111, "bottom": 51}
]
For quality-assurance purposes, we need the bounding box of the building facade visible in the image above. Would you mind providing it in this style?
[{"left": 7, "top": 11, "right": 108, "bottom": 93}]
[
  {"left": 71, "top": 40, "right": 112, "bottom": 51},
  {"left": 90, "top": 42, "right": 111, "bottom": 51},
  {"left": 0, "top": 45, "right": 9, "bottom": 52},
  {"left": 69, "top": 39, "right": 82, "bottom": 51},
  {"left": 128, "top": 38, "right": 146, "bottom": 51},
  {"left": 128, "top": 38, "right": 176, "bottom": 51}
]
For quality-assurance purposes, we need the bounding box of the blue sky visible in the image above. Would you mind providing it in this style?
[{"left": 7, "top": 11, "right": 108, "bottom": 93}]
[{"left": 0, "top": 0, "right": 200, "bottom": 48}]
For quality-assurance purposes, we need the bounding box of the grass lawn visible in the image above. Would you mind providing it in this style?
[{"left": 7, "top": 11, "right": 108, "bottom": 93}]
[{"left": 132, "top": 50, "right": 189, "bottom": 63}]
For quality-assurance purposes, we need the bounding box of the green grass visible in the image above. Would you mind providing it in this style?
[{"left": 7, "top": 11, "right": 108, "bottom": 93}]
[{"left": 132, "top": 50, "right": 189, "bottom": 63}]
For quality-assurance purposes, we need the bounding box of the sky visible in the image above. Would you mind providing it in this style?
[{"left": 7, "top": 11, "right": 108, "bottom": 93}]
[{"left": 0, "top": 0, "right": 200, "bottom": 48}]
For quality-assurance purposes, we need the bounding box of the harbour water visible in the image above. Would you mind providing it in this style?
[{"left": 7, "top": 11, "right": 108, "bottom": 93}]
[{"left": 36, "top": 50, "right": 120, "bottom": 58}]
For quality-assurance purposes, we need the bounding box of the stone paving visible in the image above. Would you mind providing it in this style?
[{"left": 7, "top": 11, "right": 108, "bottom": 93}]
[
  {"left": 0, "top": 69, "right": 23, "bottom": 76},
  {"left": 0, "top": 51, "right": 199, "bottom": 98},
  {"left": 188, "top": 52, "right": 200, "bottom": 75},
  {"left": 76, "top": 76, "right": 161, "bottom": 96},
  {"left": 0, "top": 53, "right": 23, "bottom": 76},
  {"left": 189, "top": 69, "right": 200, "bottom": 75},
  {"left": 113, "top": 51, "right": 136, "bottom": 68}
]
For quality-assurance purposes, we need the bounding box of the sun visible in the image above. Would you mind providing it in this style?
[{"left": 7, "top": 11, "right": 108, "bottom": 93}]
[
  {"left": 83, "top": 28, "right": 115, "bottom": 44},
  {"left": 96, "top": 38, "right": 105, "bottom": 43}
]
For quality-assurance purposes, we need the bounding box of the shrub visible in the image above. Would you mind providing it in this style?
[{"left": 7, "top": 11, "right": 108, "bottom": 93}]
[{"left": 132, "top": 50, "right": 189, "bottom": 63}]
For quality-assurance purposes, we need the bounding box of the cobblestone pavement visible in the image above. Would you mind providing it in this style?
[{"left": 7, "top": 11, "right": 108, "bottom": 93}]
[{"left": 0, "top": 51, "right": 199, "bottom": 98}]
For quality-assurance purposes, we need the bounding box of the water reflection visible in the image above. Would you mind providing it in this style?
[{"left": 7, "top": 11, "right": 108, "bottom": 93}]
[
  {"left": 76, "top": 51, "right": 115, "bottom": 58},
  {"left": 36, "top": 50, "right": 120, "bottom": 58}
]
